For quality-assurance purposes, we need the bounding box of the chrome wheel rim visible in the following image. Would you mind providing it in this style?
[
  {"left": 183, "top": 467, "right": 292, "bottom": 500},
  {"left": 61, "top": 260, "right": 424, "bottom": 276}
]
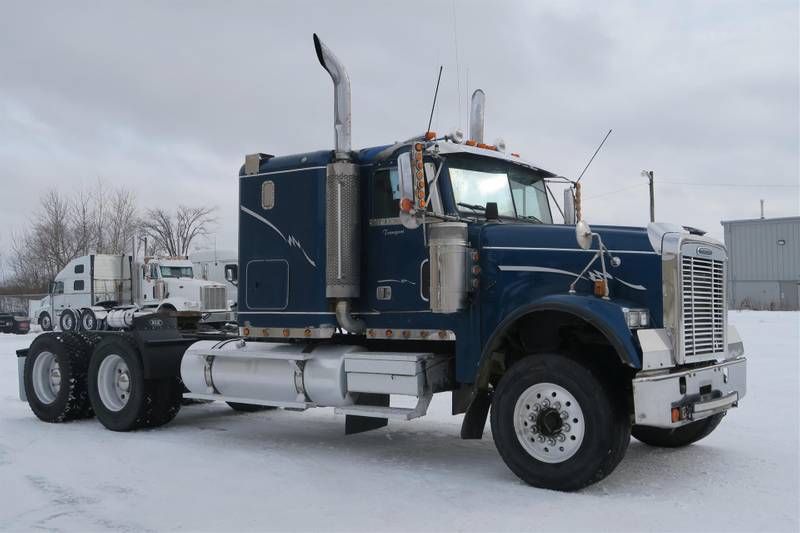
[
  {"left": 97, "top": 354, "right": 131, "bottom": 412},
  {"left": 62, "top": 312, "right": 74, "bottom": 331},
  {"left": 41, "top": 315, "right": 51, "bottom": 329},
  {"left": 32, "top": 351, "right": 61, "bottom": 404},
  {"left": 513, "top": 382, "right": 585, "bottom": 464}
]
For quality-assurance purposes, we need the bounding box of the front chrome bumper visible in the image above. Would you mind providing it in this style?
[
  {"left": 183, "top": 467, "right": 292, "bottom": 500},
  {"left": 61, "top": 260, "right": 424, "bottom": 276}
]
[{"left": 632, "top": 357, "right": 746, "bottom": 428}]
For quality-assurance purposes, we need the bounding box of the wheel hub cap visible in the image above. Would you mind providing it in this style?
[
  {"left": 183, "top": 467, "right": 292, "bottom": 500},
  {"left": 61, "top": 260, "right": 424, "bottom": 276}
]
[
  {"left": 513, "top": 382, "right": 585, "bottom": 464},
  {"left": 97, "top": 354, "right": 131, "bottom": 412},
  {"left": 31, "top": 351, "right": 60, "bottom": 404}
]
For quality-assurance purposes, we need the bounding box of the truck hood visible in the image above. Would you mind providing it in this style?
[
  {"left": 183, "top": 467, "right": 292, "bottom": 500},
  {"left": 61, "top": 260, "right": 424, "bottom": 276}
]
[
  {"left": 162, "top": 278, "right": 225, "bottom": 290},
  {"left": 478, "top": 222, "right": 663, "bottom": 325}
]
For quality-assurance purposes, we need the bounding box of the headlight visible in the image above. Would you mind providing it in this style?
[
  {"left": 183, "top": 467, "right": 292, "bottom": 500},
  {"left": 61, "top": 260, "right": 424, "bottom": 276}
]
[{"left": 623, "top": 308, "right": 650, "bottom": 329}]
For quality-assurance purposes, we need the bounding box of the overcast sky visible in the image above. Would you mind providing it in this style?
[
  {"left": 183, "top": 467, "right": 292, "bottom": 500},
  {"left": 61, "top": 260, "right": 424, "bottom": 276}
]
[{"left": 1, "top": 0, "right": 797, "bottom": 271}]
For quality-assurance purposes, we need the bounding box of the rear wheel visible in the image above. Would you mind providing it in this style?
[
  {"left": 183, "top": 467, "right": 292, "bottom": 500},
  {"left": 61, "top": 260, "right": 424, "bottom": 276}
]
[
  {"left": 80, "top": 309, "right": 98, "bottom": 331},
  {"left": 39, "top": 313, "right": 53, "bottom": 332},
  {"left": 59, "top": 310, "right": 77, "bottom": 332},
  {"left": 632, "top": 413, "right": 725, "bottom": 448},
  {"left": 23, "top": 333, "right": 93, "bottom": 422},
  {"left": 88, "top": 335, "right": 182, "bottom": 431},
  {"left": 491, "top": 353, "right": 630, "bottom": 491},
  {"left": 226, "top": 402, "right": 277, "bottom": 412}
]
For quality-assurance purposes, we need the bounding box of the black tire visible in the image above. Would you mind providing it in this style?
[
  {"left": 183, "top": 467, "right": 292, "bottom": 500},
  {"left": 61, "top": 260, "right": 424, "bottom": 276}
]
[
  {"left": 88, "top": 335, "right": 182, "bottom": 431},
  {"left": 226, "top": 402, "right": 277, "bottom": 412},
  {"left": 59, "top": 310, "right": 77, "bottom": 332},
  {"left": 490, "top": 353, "right": 630, "bottom": 491},
  {"left": 632, "top": 413, "right": 725, "bottom": 448},
  {"left": 80, "top": 309, "right": 97, "bottom": 331},
  {"left": 39, "top": 312, "right": 53, "bottom": 332},
  {"left": 23, "top": 332, "right": 94, "bottom": 422}
]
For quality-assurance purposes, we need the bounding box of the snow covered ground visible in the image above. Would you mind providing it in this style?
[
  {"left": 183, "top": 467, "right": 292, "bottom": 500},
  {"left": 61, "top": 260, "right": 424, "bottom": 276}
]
[{"left": 0, "top": 311, "right": 797, "bottom": 532}]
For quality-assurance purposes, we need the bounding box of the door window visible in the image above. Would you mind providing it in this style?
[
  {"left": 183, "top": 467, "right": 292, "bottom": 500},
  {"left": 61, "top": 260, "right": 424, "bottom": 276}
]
[{"left": 371, "top": 168, "right": 401, "bottom": 220}]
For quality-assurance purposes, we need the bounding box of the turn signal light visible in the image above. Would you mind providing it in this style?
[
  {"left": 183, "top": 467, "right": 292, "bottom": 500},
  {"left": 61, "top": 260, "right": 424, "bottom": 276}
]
[
  {"left": 424, "top": 131, "right": 436, "bottom": 140},
  {"left": 465, "top": 140, "right": 477, "bottom": 146},
  {"left": 593, "top": 279, "right": 607, "bottom": 297},
  {"left": 400, "top": 197, "right": 413, "bottom": 213},
  {"left": 671, "top": 407, "right": 681, "bottom": 423},
  {"left": 242, "top": 327, "right": 250, "bottom": 336}
]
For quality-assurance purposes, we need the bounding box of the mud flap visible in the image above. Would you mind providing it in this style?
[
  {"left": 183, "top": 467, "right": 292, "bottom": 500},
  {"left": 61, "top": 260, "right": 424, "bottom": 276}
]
[
  {"left": 460, "top": 389, "right": 492, "bottom": 439},
  {"left": 345, "top": 393, "right": 389, "bottom": 435}
]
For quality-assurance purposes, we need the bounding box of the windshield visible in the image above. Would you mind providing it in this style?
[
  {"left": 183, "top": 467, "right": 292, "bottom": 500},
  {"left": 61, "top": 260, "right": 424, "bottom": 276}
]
[
  {"left": 160, "top": 266, "right": 194, "bottom": 278},
  {"left": 447, "top": 155, "right": 553, "bottom": 223}
]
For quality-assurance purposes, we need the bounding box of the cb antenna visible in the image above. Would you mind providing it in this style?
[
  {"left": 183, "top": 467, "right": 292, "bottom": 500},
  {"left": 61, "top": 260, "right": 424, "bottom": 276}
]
[
  {"left": 426, "top": 65, "right": 444, "bottom": 135},
  {"left": 576, "top": 128, "right": 613, "bottom": 183}
]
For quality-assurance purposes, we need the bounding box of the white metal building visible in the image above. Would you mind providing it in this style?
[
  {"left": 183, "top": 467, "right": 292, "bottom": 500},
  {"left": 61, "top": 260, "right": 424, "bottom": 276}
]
[{"left": 721, "top": 216, "right": 800, "bottom": 310}]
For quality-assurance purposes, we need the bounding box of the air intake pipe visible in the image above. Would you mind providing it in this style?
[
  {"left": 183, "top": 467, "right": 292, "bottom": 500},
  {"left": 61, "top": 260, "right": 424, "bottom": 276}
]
[
  {"left": 468, "top": 89, "right": 486, "bottom": 144},
  {"left": 314, "top": 33, "right": 364, "bottom": 334}
]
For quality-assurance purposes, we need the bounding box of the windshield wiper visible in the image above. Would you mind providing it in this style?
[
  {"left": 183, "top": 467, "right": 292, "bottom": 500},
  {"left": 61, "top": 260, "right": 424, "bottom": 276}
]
[
  {"left": 457, "top": 202, "right": 485, "bottom": 212},
  {"left": 518, "top": 214, "right": 542, "bottom": 223}
]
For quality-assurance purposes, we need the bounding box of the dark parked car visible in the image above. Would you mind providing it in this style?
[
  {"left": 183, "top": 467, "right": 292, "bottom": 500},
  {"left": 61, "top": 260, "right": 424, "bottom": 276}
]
[{"left": 0, "top": 312, "right": 30, "bottom": 334}]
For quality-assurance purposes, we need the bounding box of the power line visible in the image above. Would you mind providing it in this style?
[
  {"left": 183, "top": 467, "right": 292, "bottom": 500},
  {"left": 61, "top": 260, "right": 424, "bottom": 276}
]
[{"left": 658, "top": 180, "right": 798, "bottom": 188}]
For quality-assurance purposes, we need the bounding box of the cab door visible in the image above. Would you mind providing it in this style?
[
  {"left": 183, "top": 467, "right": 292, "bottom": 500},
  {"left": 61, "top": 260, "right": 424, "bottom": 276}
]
[{"left": 364, "top": 160, "right": 442, "bottom": 312}]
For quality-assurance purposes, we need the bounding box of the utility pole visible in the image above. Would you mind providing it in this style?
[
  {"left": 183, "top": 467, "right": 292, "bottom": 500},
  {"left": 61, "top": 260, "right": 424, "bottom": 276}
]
[{"left": 641, "top": 170, "right": 655, "bottom": 222}]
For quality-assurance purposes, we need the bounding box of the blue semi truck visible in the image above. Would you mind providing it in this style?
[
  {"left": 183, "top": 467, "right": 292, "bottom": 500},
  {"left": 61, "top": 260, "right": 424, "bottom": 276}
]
[{"left": 16, "top": 34, "right": 746, "bottom": 491}]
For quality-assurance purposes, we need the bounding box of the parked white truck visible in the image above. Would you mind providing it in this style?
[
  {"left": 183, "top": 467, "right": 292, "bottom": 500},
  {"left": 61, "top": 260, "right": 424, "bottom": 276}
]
[
  {"left": 190, "top": 249, "right": 238, "bottom": 306},
  {"left": 29, "top": 254, "right": 228, "bottom": 331}
]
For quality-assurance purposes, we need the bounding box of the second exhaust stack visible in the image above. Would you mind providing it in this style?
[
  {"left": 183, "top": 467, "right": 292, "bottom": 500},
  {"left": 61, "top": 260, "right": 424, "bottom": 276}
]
[{"left": 469, "top": 89, "right": 486, "bottom": 144}]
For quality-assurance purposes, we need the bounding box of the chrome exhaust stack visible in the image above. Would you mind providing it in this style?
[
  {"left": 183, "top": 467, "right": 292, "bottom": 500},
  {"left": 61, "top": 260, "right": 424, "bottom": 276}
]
[
  {"left": 468, "top": 89, "right": 486, "bottom": 144},
  {"left": 314, "top": 33, "right": 352, "bottom": 161},
  {"left": 314, "top": 33, "right": 364, "bottom": 333}
]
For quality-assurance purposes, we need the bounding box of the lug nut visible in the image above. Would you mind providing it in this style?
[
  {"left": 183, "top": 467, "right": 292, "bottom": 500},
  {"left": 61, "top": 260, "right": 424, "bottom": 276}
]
[
  {"left": 562, "top": 424, "right": 571, "bottom": 433},
  {"left": 560, "top": 411, "right": 569, "bottom": 419}
]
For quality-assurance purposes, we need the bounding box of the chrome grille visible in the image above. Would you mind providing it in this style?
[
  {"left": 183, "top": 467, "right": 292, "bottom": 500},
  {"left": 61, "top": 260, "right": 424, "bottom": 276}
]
[
  {"left": 201, "top": 286, "right": 227, "bottom": 311},
  {"left": 681, "top": 255, "right": 726, "bottom": 357}
]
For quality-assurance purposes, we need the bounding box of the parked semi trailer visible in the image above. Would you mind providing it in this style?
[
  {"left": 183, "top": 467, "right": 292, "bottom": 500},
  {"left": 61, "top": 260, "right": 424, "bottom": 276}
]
[
  {"left": 16, "top": 35, "right": 747, "bottom": 491},
  {"left": 28, "top": 254, "right": 228, "bottom": 332}
]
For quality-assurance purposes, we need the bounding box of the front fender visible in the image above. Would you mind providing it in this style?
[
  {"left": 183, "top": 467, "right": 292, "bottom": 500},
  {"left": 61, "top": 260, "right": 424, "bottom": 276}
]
[
  {"left": 480, "top": 294, "right": 642, "bottom": 378},
  {"left": 459, "top": 294, "right": 643, "bottom": 440}
]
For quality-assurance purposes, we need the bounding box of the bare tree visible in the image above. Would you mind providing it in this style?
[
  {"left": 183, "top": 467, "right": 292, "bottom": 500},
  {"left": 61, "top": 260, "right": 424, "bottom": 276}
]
[
  {"left": 140, "top": 206, "right": 217, "bottom": 257},
  {"left": 6, "top": 183, "right": 142, "bottom": 291}
]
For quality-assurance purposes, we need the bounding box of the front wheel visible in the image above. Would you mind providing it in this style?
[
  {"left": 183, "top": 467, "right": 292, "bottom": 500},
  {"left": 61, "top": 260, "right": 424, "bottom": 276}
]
[
  {"left": 40, "top": 313, "right": 53, "bottom": 332},
  {"left": 490, "top": 354, "right": 630, "bottom": 491},
  {"left": 632, "top": 413, "right": 725, "bottom": 448}
]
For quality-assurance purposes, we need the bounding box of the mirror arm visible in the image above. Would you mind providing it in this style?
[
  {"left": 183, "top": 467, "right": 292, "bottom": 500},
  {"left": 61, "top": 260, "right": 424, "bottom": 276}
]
[{"left": 423, "top": 160, "right": 445, "bottom": 207}]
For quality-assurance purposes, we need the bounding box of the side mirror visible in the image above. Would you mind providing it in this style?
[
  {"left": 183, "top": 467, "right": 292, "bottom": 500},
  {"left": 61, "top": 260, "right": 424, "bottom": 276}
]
[
  {"left": 397, "top": 149, "right": 422, "bottom": 229},
  {"left": 563, "top": 188, "right": 576, "bottom": 225},
  {"left": 224, "top": 264, "right": 239, "bottom": 286},
  {"left": 576, "top": 220, "right": 593, "bottom": 250},
  {"left": 48, "top": 281, "right": 55, "bottom": 294}
]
